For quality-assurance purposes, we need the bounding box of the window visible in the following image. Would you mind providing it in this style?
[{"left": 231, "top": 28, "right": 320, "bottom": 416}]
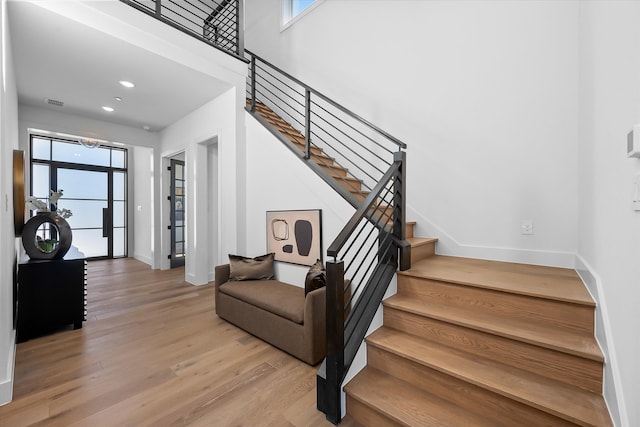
[{"left": 282, "top": 0, "right": 321, "bottom": 28}]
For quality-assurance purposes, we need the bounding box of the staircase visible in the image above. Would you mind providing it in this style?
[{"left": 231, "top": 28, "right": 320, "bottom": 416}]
[
  {"left": 343, "top": 222, "right": 613, "bottom": 426},
  {"left": 250, "top": 100, "right": 368, "bottom": 203}
]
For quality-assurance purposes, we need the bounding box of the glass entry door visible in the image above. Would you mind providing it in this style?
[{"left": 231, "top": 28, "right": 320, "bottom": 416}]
[
  {"left": 170, "top": 159, "right": 185, "bottom": 268},
  {"left": 30, "top": 135, "right": 128, "bottom": 260},
  {"left": 55, "top": 167, "right": 127, "bottom": 258}
]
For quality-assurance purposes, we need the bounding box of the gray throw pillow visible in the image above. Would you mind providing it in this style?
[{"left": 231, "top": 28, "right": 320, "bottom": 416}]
[{"left": 228, "top": 253, "right": 276, "bottom": 281}]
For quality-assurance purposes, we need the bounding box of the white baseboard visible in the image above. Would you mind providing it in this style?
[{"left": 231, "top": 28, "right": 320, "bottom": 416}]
[
  {"left": 407, "top": 206, "right": 575, "bottom": 268},
  {"left": 133, "top": 253, "right": 153, "bottom": 267},
  {"left": 575, "top": 256, "right": 626, "bottom": 427},
  {"left": 0, "top": 329, "right": 16, "bottom": 406}
]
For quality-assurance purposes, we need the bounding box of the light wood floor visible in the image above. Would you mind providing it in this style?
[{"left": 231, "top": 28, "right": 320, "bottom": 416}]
[{"left": 0, "top": 258, "right": 361, "bottom": 426}]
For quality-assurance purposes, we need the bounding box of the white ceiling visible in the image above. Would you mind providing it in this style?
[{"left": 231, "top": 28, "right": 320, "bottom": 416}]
[{"left": 8, "top": 2, "right": 233, "bottom": 132}]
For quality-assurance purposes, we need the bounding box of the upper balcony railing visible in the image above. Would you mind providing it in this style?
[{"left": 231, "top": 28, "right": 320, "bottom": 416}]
[{"left": 120, "top": 0, "right": 246, "bottom": 61}]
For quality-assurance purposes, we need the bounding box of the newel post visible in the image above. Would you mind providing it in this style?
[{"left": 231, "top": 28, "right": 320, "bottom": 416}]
[
  {"left": 325, "top": 259, "right": 344, "bottom": 424},
  {"left": 394, "top": 151, "right": 411, "bottom": 271}
]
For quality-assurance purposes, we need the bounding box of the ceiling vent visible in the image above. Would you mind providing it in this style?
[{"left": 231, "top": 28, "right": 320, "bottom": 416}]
[{"left": 45, "top": 98, "right": 64, "bottom": 107}]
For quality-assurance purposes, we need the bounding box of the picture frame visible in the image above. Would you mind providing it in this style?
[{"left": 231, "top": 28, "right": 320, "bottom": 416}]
[{"left": 266, "top": 209, "right": 322, "bottom": 266}]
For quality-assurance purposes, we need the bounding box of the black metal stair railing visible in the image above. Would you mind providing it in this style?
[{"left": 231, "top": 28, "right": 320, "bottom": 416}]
[
  {"left": 245, "top": 50, "right": 406, "bottom": 209},
  {"left": 318, "top": 153, "right": 409, "bottom": 425},
  {"left": 245, "top": 50, "right": 410, "bottom": 425},
  {"left": 119, "top": 0, "right": 246, "bottom": 61}
]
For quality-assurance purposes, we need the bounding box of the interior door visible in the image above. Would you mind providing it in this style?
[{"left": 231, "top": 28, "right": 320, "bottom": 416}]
[{"left": 170, "top": 159, "right": 186, "bottom": 268}]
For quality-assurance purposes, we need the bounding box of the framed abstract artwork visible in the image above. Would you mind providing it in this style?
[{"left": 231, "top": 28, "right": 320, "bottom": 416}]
[{"left": 266, "top": 209, "right": 322, "bottom": 266}]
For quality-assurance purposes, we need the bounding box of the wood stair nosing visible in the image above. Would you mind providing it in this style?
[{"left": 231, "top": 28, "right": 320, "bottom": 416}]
[
  {"left": 383, "top": 294, "right": 603, "bottom": 362},
  {"left": 365, "top": 327, "right": 613, "bottom": 427},
  {"left": 345, "top": 367, "right": 499, "bottom": 427},
  {"left": 404, "top": 255, "right": 595, "bottom": 307},
  {"left": 396, "top": 275, "right": 595, "bottom": 334},
  {"left": 382, "top": 304, "right": 603, "bottom": 393},
  {"left": 365, "top": 345, "right": 578, "bottom": 427}
]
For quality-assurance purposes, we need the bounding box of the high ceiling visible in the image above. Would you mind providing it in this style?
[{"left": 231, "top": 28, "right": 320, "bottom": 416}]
[{"left": 8, "top": 2, "right": 232, "bottom": 132}]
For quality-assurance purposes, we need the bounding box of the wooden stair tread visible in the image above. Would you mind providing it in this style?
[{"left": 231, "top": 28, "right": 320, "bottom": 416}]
[
  {"left": 367, "top": 328, "right": 612, "bottom": 427},
  {"left": 384, "top": 294, "right": 603, "bottom": 361},
  {"left": 402, "top": 255, "right": 594, "bottom": 306},
  {"left": 345, "top": 367, "right": 497, "bottom": 427},
  {"left": 407, "top": 237, "right": 437, "bottom": 248}
]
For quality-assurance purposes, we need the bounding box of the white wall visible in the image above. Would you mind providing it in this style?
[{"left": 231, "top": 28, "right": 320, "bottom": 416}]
[
  {"left": 245, "top": 0, "right": 580, "bottom": 268},
  {"left": 132, "top": 145, "right": 154, "bottom": 265},
  {"left": 578, "top": 3, "right": 640, "bottom": 426},
  {"left": 245, "top": 111, "right": 353, "bottom": 285},
  {"left": 0, "top": 0, "right": 19, "bottom": 405},
  {"left": 160, "top": 85, "right": 246, "bottom": 284}
]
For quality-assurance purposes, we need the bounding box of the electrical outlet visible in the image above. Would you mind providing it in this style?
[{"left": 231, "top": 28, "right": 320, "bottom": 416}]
[{"left": 521, "top": 220, "right": 533, "bottom": 235}]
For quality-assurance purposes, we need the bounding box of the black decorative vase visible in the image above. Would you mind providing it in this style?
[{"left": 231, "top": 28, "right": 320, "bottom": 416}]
[{"left": 22, "top": 212, "right": 72, "bottom": 260}]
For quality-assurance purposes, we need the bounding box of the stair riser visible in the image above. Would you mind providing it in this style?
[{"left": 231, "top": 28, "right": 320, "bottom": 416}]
[
  {"left": 397, "top": 276, "right": 594, "bottom": 333},
  {"left": 410, "top": 241, "right": 435, "bottom": 264},
  {"left": 337, "top": 177, "right": 362, "bottom": 194},
  {"left": 384, "top": 307, "right": 603, "bottom": 393},
  {"left": 346, "top": 396, "right": 403, "bottom": 427},
  {"left": 405, "top": 222, "right": 416, "bottom": 239},
  {"left": 317, "top": 162, "right": 348, "bottom": 177},
  {"left": 367, "top": 345, "right": 577, "bottom": 427}
]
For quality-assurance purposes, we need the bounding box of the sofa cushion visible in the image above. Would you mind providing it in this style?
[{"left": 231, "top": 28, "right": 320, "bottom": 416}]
[
  {"left": 228, "top": 253, "right": 275, "bottom": 281},
  {"left": 219, "top": 280, "right": 305, "bottom": 324}
]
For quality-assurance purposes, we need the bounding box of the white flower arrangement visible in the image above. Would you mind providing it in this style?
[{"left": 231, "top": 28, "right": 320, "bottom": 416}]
[{"left": 26, "top": 189, "right": 73, "bottom": 219}]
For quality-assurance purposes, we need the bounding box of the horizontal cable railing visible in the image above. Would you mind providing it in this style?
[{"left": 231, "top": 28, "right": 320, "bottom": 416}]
[
  {"left": 244, "top": 50, "right": 410, "bottom": 425},
  {"left": 321, "top": 153, "right": 408, "bottom": 424},
  {"left": 246, "top": 50, "right": 406, "bottom": 206},
  {"left": 119, "top": 0, "right": 246, "bottom": 61}
]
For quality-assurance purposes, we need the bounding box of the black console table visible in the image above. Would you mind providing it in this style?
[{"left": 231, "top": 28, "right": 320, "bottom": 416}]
[{"left": 16, "top": 254, "right": 87, "bottom": 343}]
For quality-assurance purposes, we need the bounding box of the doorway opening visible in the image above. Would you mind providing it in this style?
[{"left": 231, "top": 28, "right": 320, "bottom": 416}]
[
  {"left": 169, "top": 157, "right": 185, "bottom": 268},
  {"left": 29, "top": 134, "right": 128, "bottom": 259}
]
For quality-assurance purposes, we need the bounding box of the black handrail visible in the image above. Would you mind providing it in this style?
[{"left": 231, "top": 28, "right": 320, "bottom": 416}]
[
  {"left": 246, "top": 49, "right": 406, "bottom": 151},
  {"left": 119, "top": 0, "right": 247, "bottom": 62}
]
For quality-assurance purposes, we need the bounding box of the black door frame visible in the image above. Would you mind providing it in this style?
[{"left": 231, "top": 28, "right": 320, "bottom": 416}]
[{"left": 169, "top": 158, "right": 186, "bottom": 268}]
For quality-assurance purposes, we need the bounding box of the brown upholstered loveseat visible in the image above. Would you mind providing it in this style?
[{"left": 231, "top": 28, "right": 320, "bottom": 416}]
[{"left": 214, "top": 263, "right": 326, "bottom": 365}]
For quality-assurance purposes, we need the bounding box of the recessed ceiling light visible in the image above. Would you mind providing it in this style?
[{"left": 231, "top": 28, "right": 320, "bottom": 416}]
[
  {"left": 102, "top": 106, "right": 115, "bottom": 112},
  {"left": 119, "top": 80, "right": 135, "bottom": 88},
  {"left": 114, "top": 97, "right": 122, "bottom": 102}
]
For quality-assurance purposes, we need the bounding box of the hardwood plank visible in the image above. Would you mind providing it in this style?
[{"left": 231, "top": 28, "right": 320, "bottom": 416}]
[
  {"left": 385, "top": 294, "right": 603, "bottom": 362},
  {"left": 404, "top": 255, "right": 595, "bottom": 305},
  {"left": 367, "top": 344, "right": 577, "bottom": 427},
  {"left": 345, "top": 367, "right": 498, "bottom": 427},
  {"left": 397, "top": 274, "right": 595, "bottom": 333},
  {"left": 367, "top": 327, "right": 612, "bottom": 427},
  {"left": 0, "top": 258, "right": 343, "bottom": 426},
  {"left": 383, "top": 304, "right": 603, "bottom": 393}
]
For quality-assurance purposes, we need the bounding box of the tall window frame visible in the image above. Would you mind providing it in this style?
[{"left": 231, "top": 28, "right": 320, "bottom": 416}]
[{"left": 29, "top": 134, "right": 129, "bottom": 260}]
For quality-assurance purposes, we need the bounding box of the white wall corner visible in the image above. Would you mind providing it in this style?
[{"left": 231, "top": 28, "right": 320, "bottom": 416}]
[
  {"left": 0, "top": 329, "right": 16, "bottom": 406},
  {"left": 133, "top": 253, "right": 153, "bottom": 267},
  {"left": 575, "top": 255, "right": 626, "bottom": 427}
]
